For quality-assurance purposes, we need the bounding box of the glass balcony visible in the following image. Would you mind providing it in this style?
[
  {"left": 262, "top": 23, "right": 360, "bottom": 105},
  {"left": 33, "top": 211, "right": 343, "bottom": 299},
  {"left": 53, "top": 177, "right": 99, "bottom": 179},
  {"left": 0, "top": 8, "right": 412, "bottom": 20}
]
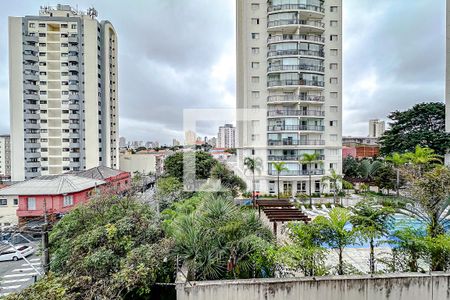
[
  {"left": 267, "top": 79, "right": 325, "bottom": 88},
  {"left": 267, "top": 49, "right": 324, "bottom": 58},
  {"left": 268, "top": 4, "right": 325, "bottom": 14},
  {"left": 267, "top": 94, "right": 325, "bottom": 103},
  {"left": 268, "top": 155, "right": 325, "bottom": 161},
  {"left": 267, "top": 110, "right": 325, "bottom": 117},
  {"left": 268, "top": 34, "right": 324, "bottom": 44},
  {"left": 268, "top": 139, "right": 325, "bottom": 146},
  {"left": 267, "top": 125, "right": 325, "bottom": 132},
  {"left": 267, "top": 19, "right": 325, "bottom": 29},
  {"left": 268, "top": 64, "right": 324, "bottom": 72},
  {"left": 268, "top": 169, "right": 325, "bottom": 176}
]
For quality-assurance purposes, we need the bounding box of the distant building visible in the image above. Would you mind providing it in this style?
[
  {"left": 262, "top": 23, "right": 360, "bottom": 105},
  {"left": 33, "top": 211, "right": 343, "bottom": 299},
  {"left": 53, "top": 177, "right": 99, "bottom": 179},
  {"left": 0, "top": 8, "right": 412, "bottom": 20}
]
[
  {"left": 217, "top": 124, "right": 236, "bottom": 149},
  {"left": 9, "top": 5, "right": 119, "bottom": 181},
  {"left": 0, "top": 183, "right": 18, "bottom": 229},
  {"left": 119, "top": 137, "right": 127, "bottom": 148},
  {"left": 0, "top": 166, "right": 130, "bottom": 224},
  {"left": 172, "top": 139, "right": 181, "bottom": 147},
  {"left": 0, "top": 135, "right": 11, "bottom": 180},
  {"left": 185, "top": 130, "right": 197, "bottom": 146},
  {"left": 119, "top": 151, "right": 167, "bottom": 175},
  {"left": 369, "top": 119, "right": 385, "bottom": 138},
  {"left": 207, "top": 137, "right": 217, "bottom": 147},
  {"left": 342, "top": 136, "right": 380, "bottom": 159}
]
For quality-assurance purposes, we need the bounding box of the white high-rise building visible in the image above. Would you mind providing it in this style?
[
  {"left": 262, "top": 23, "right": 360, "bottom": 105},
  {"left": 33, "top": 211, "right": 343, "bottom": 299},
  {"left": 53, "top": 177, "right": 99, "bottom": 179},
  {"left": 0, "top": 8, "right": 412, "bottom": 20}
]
[
  {"left": 217, "top": 124, "right": 236, "bottom": 148},
  {"left": 236, "top": 0, "right": 343, "bottom": 196},
  {"left": 368, "top": 119, "right": 385, "bottom": 138},
  {"left": 0, "top": 135, "right": 11, "bottom": 179},
  {"left": 9, "top": 5, "right": 119, "bottom": 181}
]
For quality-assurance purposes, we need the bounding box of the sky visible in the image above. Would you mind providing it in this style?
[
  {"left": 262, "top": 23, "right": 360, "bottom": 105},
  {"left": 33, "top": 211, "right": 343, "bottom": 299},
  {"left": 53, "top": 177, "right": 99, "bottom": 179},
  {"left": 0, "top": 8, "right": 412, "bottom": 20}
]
[{"left": 0, "top": 0, "right": 445, "bottom": 145}]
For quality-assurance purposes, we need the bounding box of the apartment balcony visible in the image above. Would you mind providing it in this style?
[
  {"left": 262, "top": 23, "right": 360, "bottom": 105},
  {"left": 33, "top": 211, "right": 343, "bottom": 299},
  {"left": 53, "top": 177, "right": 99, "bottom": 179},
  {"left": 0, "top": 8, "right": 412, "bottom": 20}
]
[
  {"left": 23, "top": 54, "right": 38, "bottom": 62},
  {"left": 267, "top": 79, "right": 325, "bottom": 89},
  {"left": 267, "top": 94, "right": 325, "bottom": 103},
  {"left": 69, "top": 46, "right": 78, "bottom": 52},
  {"left": 23, "top": 44, "right": 38, "bottom": 52},
  {"left": 24, "top": 64, "right": 39, "bottom": 72},
  {"left": 267, "top": 125, "right": 325, "bottom": 132},
  {"left": 24, "top": 93, "right": 39, "bottom": 100},
  {"left": 24, "top": 73, "right": 39, "bottom": 81},
  {"left": 69, "top": 74, "right": 79, "bottom": 81},
  {"left": 25, "top": 162, "right": 41, "bottom": 168},
  {"left": 268, "top": 169, "right": 325, "bottom": 176},
  {"left": 268, "top": 155, "right": 325, "bottom": 162},
  {"left": 68, "top": 36, "right": 78, "bottom": 43},
  {"left": 267, "top": 110, "right": 325, "bottom": 118},
  {"left": 69, "top": 104, "right": 80, "bottom": 110},
  {"left": 267, "top": 64, "right": 324, "bottom": 73},
  {"left": 267, "top": 4, "right": 325, "bottom": 14},
  {"left": 267, "top": 19, "right": 325, "bottom": 32},
  {"left": 25, "top": 123, "right": 40, "bottom": 129},
  {"left": 69, "top": 94, "right": 80, "bottom": 101},
  {"left": 24, "top": 83, "right": 38, "bottom": 91},
  {"left": 24, "top": 133, "right": 40, "bottom": 139},
  {"left": 69, "top": 123, "right": 80, "bottom": 129},
  {"left": 68, "top": 84, "right": 79, "bottom": 91},
  {"left": 24, "top": 35, "right": 39, "bottom": 43},
  {"left": 69, "top": 113, "right": 80, "bottom": 119},
  {"left": 267, "top": 49, "right": 324, "bottom": 58},
  {"left": 267, "top": 34, "right": 325, "bottom": 44},
  {"left": 25, "top": 152, "right": 41, "bottom": 159},
  {"left": 268, "top": 139, "right": 325, "bottom": 146},
  {"left": 24, "top": 142, "right": 40, "bottom": 149},
  {"left": 68, "top": 65, "right": 79, "bottom": 71},
  {"left": 69, "top": 152, "right": 81, "bottom": 158},
  {"left": 68, "top": 55, "right": 79, "bottom": 62}
]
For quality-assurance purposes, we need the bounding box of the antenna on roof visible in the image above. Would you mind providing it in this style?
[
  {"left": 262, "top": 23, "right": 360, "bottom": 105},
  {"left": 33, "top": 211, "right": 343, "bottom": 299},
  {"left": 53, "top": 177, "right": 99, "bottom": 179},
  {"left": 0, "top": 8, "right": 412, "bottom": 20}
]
[{"left": 87, "top": 7, "right": 98, "bottom": 19}]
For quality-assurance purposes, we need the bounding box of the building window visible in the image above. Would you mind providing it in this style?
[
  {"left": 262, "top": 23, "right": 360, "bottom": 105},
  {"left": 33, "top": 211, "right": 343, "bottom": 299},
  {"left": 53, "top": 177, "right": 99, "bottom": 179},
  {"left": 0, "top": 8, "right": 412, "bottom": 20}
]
[
  {"left": 38, "top": 23, "right": 46, "bottom": 28},
  {"left": 251, "top": 91, "right": 260, "bottom": 98},
  {"left": 0, "top": 199, "right": 7, "bottom": 206},
  {"left": 63, "top": 195, "right": 74, "bottom": 207},
  {"left": 315, "top": 181, "right": 321, "bottom": 193},
  {"left": 251, "top": 18, "right": 260, "bottom": 25},
  {"left": 329, "top": 149, "right": 339, "bottom": 156},
  {"left": 330, "top": 20, "right": 338, "bottom": 27},
  {"left": 27, "top": 198, "right": 36, "bottom": 210},
  {"left": 330, "top": 120, "right": 338, "bottom": 127},
  {"left": 297, "top": 181, "right": 306, "bottom": 193},
  {"left": 330, "top": 134, "right": 338, "bottom": 142},
  {"left": 13, "top": 199, "right": 18, "bottom": 206},
  {"left": 251, "top": 33, "right": 260, "bottom": 40},
  {"left": 330, "top": 6, "right": 338, "bottom": 12},
  {"left": 29, "top": 23, "right": 35, "bottom": 28},
  {"left": 330, "top": 35, "right": 338, "bottom": 42},
  {"left": 251, "top": 62, "right": 260, "bottom": 69},
  {"left": 330, "top": 63, "right": 338, "bottom": 70},
  {"left": 71, "top": 24, "right": 77, "bottom": 29},
  {"left": 330, "top": 92, "right": 338, "bottom": 99},
  {"left": 330, "top": 106, "right": 339, "bottom": 112},
  {"left": 330, "top": 49, "right": 338, "bottom": 56},
  {"left": 251, "top": 3, "right": 260, "bottom": 10},
  {"left": 251, "top": 47, "right": 260, "bottom": 54},
  {"left": 330, "top": 78, "right": 338, "bottom": 84},
  {"left": 251, "top": 76, "right": 260, "bottom": 83}
]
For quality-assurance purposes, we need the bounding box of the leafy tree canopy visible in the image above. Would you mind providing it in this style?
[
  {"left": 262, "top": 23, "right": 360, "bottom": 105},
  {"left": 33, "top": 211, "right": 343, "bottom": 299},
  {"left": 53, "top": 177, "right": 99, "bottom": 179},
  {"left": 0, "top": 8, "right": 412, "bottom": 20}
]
[
  {"left": 380, "top": 102, "right": 450, "bottom": 156},
  {"left": 164, "top": 151, "right": 217, "bottom": 181}
]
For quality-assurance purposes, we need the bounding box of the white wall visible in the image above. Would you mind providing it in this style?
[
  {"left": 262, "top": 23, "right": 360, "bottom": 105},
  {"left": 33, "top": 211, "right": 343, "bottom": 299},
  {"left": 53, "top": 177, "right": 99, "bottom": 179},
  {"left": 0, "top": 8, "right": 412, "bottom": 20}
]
[
  {"left": 0, "top": 195, "right": 19, "bottom": 228},
  {"left": 119, "top": 153, "right": 157, "bottom": 175}
]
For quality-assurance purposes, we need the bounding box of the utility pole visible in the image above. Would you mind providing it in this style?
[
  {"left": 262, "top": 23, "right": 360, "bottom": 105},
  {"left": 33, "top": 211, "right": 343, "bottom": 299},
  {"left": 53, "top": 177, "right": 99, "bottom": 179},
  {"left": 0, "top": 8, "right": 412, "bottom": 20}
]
[{"left": 42, "top": 198, "right": 50, "bottom": 274}]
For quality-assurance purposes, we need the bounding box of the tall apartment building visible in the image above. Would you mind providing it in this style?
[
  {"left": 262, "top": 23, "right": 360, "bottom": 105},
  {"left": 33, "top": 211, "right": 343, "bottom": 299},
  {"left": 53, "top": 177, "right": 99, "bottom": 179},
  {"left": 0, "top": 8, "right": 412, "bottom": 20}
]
[
  {"left": 217, "top": 124, "right": 236, "bottom": 148},
  {"left": 0, "top": 135, "right": 11, "bottom": 179},
  {"left": 446, "top": 0, "right": 450, "bottom": 165},
  {"left": 236, "top": 0, "right": 343, "bottom": 195},
  {"left": 9, "top": 5, "right": 119, "bottom": 181},
  {"left": 368, "top": 119, "right": 385, "bottom": 138}
]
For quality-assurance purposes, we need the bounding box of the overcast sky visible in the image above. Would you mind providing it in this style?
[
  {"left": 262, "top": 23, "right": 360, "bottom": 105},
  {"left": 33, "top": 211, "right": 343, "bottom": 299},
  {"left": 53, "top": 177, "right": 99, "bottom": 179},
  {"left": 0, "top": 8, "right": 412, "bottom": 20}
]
[{"left": 0, "top": 0, "right": 445, "bottom": 145}]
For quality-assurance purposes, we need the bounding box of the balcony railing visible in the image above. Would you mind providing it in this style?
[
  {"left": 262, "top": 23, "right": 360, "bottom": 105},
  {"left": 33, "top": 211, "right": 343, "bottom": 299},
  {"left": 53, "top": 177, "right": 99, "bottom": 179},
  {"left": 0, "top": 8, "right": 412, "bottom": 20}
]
[
  {"left": 267, "top": 79, "right": 325, "bottom": 88},
  {"left": 268, "top": 4, "right": 325, "bottom": 13},
  {"left": 268, "top": 155, "right": 325, "bottom": 162},
  {"left": 268, "top": 34, "right": 325, "bottom": 44},
  {"left": 267, "top": 94, "right": 325, "bottom": 103},
  {"left": 268, "top": 64, "right": 325, "bottom": 72},
  {"left": 267, "top": 49, "right": 324, "bottom": 58},
  {"left": 267, "top": 110, "right": 325, "bottom": 117},
  {"left": 268, "top": 139, "right": 326, "bottom": 146},
  {"left": 267, "top": 19, "right": 325, "bottom": 29},
  {"left": 267, "top": 125, "right": 325, "bottom": 131},
  {"left": 268, "top": 169, "right": 325, "bottom": 176}
]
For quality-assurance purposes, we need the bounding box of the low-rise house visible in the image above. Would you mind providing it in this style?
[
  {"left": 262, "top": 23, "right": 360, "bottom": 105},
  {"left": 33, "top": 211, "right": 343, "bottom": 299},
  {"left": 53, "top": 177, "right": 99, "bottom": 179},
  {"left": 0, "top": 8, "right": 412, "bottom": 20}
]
[
  {"left": 0, "top": 167, "right": 130, "bottom": 225},
  {"left": 0, "top": 185, "right": 19, "bottom": 229}
]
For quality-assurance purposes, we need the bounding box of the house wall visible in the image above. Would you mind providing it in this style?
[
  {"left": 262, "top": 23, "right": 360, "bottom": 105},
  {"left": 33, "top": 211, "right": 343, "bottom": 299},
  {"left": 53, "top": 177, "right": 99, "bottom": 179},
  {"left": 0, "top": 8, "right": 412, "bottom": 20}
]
[
  {"left": 177, "top": 273, "right": 450, "bottom": 300},
  {"left": 0, "top": 195, "right": 19, "bottom": 228}
]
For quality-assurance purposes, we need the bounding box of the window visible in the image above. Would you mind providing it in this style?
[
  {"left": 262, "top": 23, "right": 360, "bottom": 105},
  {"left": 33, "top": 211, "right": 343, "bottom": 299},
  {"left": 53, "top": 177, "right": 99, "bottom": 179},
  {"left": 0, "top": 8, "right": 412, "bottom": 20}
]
[
  {"left": 27, "top": 198, "right": 36, "bottom": 210},
  {"left": 330, "top": 20, "right": 338, "bottom": 27},
  {"left": 330, "top": 134, "right": 338, "bottom": 142},
  {"left": 330, "top": 49, "right": 338, "bottom": 56},
  {"left": 330, "top": 78, "right": 338, "bottom": 84},
  {"left": 330, "top": 92, "right": 338, "bottom": 99},
  {"left": 13, "top": 199, "right": 18, "bottom": 206},
  {"left": 330, "top": 35, "right": 338, "bottom": 42},
  {"left": 330, "top": 106, "right": 338, "bottom": 112},
  {"left": 0, "top": 199, "right": 7, "bottom": 206},
  {"left": 251, "top": 91, "right": 260, "bottom": 98},
  {"left": 315, "top": 180, "right": 321, "bottom": 193},
  {"left": 38, "top": 23, "right": 46, "bottom": 28},
  {"left": 251, "top": 18, "right": 260, "bottom": 25},
  {"left": 330, "top": 63, "right": 338, "bottom": 70},
  {"left": 63, "top": 195, "right": 74, "bottom": 207},
  {"left": 71, "top": 24, "right": 77, "bottom": 29},
  {"left": 39, "top": 33, "right": 46, "bottom": 37},
  {"left": 61, "top": 24, "right": 68, "bottom": 28},
  {"left": 297, "top": 181, "right": 306, "bottom": 193},
  {"left": 329, "top": 163, "right": 337, "bottom": 170},
  {"left": 251, "top": 76, "right": 260, "bottom": 83},
  {"left": 251, "top": 3, "right": 260, "bottom": 10},
  {"left": 251, "top": 47, "right": 260, "bottom": 54},
  {"left": 251, "top": 62, "right": 260, "bottom": 69},
  {"left": 330, "top": 120, "right": 338, "bottom": 127},
  {"left": 251, "top": 33, "right": 260, "bottom": 40},
  {"left": 330, "top": 6, "right": 338, "bottom": 12},
  {"left": 329, "top": 149, "right": 339, "bottom": 156},
  {"left": 29, "top": 23, "right": 35, "bottom": 28}
]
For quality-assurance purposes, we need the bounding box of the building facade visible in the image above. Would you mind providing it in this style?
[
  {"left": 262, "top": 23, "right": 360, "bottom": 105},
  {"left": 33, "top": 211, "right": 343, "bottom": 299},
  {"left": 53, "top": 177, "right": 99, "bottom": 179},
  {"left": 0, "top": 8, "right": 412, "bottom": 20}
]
[
  {"left": 9, "top": 5, "right": 119, "bottom": 181},
  {"left": 217, "top": 124, "right": 236, "bottom": 148},
  {"left": 368, "top": 119, "right": 385, "bottom": 138},
  {"left": 236, "top": 0, "right": 343, "bottom": 196},
  {"left": 0, "top": 135, "right": 11, "bottom": 180}
]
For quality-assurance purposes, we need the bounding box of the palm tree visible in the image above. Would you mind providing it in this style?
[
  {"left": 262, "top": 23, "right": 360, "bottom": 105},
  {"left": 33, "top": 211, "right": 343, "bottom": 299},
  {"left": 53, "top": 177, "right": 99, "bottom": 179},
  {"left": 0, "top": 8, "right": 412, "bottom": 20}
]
[
  {"left": 300, "top": 153, "right": 322, "bottom": 206},
  {"left": 351, "top": 199, "right": 394, "bottom": 274},
  {"left": 358, "top": 159, "right": 382, "bottom": 181},
  {"left": 272, "top": 162, "right": 288, "bottom": 199},
  {"left": 386, "top": 152, "right": 407, "bottom": 197},
  {"left": 321, "top": 169, "right": 352, "bottom": 204},
  {"left": 403, "top": 145, "right": 442, "bottom": 175},
  {"left": 244, "top": 156, "right": 261, "bottom": 207},
  {"left": 314, "top": 208, "right": 357, "bottom": 275}
]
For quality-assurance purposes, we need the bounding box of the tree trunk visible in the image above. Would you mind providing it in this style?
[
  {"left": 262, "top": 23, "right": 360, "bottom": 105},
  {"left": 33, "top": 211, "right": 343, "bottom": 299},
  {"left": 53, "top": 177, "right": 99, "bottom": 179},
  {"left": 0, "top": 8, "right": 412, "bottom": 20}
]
[
  {"left": 252, "top": 170, "right": 255, "bottom": 208},
  {"left": 369, "top": 239, "right": 375, "bottom": 274},
  {"left": 277, "top": 173, "right": 280, "bottom": 199},
  {"left": 309, "top": 171, "right": 312, "bottom": 206},
  {"left": 338, "top": 247, "right": 343, "bottom": 275},
  {"left": 396, "top": 169, "right": 400, "bottom": 197}
]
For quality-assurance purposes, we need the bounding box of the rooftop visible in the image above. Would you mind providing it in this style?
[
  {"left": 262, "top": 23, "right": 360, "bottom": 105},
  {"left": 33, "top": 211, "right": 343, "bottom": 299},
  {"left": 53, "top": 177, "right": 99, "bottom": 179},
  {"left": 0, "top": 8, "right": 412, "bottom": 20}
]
[{"left": 70, "top": 166, "right": 126, "bottom": 180}]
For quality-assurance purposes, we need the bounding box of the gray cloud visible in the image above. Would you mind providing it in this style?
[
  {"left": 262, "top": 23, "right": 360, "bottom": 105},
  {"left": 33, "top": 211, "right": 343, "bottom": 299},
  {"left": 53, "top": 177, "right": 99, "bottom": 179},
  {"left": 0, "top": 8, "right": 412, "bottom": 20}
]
[{"left": 0, "top": 0, "right": 445, "bottom": 144}]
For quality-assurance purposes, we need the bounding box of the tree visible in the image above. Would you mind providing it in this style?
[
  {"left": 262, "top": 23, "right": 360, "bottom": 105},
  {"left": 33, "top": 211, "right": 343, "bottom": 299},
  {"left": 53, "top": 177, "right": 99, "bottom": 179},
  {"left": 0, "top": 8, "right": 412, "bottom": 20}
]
[
  {"left": 351, "top": 199, "right": 394, "bottom": 273},
  {"left": 300, "top": 153, "right": 322, "bottom": 206},
  {"left": 343, "top": 156, "right": 360, "bottom": 179},
  {"left": 244, "top": 157, "right": 262, "bottom": 206},
  {"left": 211, "top": 163, "right": 247, "bottom": 197},
  {"left": 154, "top": 176, "right": 185, "bottom": 212},
  {"left": 385, "top": 152, "right": 407, "bottom": 197},
  {"left": 358, "top": 159, "right": 382, "bottom": 182},
  {"left": 403, "top": 145, "right": 442, "bottom": 175},
  {"left": 321, "top": 169, "right": 351, "bottom": 204},
  {"left": 380, "top": 102, "right": 450, "bottom": 156},
  {"left": 272, "top": 162, "right": 288, "bottom": 199},
  {"left": 373, "top": 164, "right": 396, "bottom": 195},
  {"left": 164, "top": 151, "right": 217, "bottom": 182},
  {"left": 314, "top": 208, "right": 357, "bottom": 275}
]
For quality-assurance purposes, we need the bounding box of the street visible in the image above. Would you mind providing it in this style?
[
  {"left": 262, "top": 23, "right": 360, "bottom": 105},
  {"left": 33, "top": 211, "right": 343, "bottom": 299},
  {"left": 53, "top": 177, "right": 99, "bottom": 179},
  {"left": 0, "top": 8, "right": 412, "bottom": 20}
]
[{"left": 0, "top": 247, "right": 42, "bottom": 298}]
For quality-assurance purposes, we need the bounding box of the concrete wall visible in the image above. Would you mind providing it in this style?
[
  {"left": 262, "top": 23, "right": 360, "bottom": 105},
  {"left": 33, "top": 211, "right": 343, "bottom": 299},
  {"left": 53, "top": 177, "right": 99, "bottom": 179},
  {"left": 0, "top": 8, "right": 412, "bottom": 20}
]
[{"left": 177, "top": 273, "right": 450, "bottom": 300}]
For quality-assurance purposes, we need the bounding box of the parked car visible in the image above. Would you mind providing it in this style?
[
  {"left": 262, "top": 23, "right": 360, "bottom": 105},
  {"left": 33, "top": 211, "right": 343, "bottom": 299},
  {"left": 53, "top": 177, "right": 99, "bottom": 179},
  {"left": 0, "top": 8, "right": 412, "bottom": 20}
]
[{"left": 0, "top": 245, "right": 35, "bottom": 262}]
